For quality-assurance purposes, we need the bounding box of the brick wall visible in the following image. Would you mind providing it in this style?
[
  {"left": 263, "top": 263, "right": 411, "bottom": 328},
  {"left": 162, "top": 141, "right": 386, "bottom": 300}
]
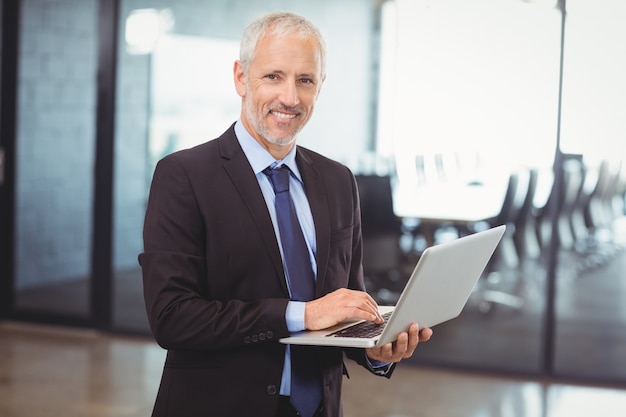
[{"left": 15, "top": 0, "right": 98, "bottom": 288}]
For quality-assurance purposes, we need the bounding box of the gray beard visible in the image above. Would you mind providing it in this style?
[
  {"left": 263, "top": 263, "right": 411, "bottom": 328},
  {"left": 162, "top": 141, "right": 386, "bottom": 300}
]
[{"left": 243, "top": 94, "right": 299, "bottom": 147}]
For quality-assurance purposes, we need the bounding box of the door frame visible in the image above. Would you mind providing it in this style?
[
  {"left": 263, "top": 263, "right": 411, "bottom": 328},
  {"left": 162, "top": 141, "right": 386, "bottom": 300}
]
[
  {"left": 0, "top": 0, "right": 119, "bottom": 330},
  {"left": 0, "top": 0, "right": 19, "bottom": 320}
]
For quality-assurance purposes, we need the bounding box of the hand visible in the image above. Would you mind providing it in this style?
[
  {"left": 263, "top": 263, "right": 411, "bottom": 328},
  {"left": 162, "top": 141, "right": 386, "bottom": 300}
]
[
  {"left": 304, "top": 288, "right": 384, "bottom": 330},
  {"left": 365, "top": 323, "right": 433, "bottom": 363}
]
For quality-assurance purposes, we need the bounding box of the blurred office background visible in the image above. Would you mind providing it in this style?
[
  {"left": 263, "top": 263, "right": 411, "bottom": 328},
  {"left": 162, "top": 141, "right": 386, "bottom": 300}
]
[{"left": 0, "top": 0, "right": 625, "bottom": 415}]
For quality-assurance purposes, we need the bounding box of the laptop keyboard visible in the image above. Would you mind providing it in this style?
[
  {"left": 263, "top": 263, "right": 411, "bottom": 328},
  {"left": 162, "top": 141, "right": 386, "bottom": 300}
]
[{"left": 326, "top": 311, "right": 393, "bottom": 339}]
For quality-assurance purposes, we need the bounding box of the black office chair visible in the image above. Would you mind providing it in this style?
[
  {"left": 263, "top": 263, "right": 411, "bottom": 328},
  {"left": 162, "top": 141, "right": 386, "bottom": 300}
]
[
  {"left": 570, "top": 161, "right": 597, "bottom": 247},
  {"left": 355, "top": 174, "right": 407, "bottom": 304},
  {"left": 534, "top": 168, "right": 559, "bottom": 256},
  {"left": 471, "top": 171, "right": 527, "bottom": 313},
  {"left": 590, "top": 160, "right": 623, "bottom": 232},
  {"left": 580, "top": 159, "right": 625, "bottom": 267},
  {"left": 513, "top": 168, "right": 539, "bottom": 261},
  {"left": 462, "top": 171, "right": 520, "bottom": 267},
  {"left": 558, "top": 158, "right": 585, "bottom": 251}
]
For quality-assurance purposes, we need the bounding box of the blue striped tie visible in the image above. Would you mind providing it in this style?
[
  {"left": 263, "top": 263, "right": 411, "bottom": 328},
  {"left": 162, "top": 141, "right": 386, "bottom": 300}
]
[{"left": 264, "top": 165, "right": 321, "bottom": 417}]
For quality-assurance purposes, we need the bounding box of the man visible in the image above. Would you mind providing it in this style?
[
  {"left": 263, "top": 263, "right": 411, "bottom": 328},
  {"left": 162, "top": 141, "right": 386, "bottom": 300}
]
[{"left": 140, "top": 11, "right": 432, "bottom": 417}]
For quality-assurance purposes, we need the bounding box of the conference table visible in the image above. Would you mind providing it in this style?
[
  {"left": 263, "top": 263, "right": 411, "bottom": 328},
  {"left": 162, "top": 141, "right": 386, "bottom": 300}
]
[{"left": 392, "top": 179, "right": 508, "bottom": 247}]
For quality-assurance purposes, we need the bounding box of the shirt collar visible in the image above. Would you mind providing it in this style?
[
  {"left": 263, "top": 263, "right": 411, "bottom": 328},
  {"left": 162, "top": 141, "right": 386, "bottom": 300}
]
[{"left": 234, "top": 120, "right": 302, "bottom": 181}]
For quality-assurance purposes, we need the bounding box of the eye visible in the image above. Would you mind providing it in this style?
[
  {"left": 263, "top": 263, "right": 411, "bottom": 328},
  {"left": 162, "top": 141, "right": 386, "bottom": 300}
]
[
  {"left": 266, "top": 74, "right": 279, "bottom": 80},
  {"left": 299, "top": 77, "right": 315, "bottom": 85}
]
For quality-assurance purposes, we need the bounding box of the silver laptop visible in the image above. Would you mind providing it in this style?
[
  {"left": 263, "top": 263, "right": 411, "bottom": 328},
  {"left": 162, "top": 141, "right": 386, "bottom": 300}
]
[{"left": 279, "top": 225, "right": 506, "bottom": 348}]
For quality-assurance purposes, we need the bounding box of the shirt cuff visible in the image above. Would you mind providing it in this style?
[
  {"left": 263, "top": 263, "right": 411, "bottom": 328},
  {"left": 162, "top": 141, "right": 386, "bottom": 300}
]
[
  {"left": 285, "top": 301, "right": 306, "bottom": 332},
  {"left": 366, "top": 356, "right": 393, "bottom": 376}
]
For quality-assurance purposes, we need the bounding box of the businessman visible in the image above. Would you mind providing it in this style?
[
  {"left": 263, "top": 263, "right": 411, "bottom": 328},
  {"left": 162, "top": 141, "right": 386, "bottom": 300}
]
[{"left": 140, "top": 11, "right": 432, "bottom": 417}]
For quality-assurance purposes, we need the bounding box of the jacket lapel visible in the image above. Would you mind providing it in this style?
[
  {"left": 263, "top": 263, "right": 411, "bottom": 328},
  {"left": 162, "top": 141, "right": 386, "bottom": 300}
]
[
  {"left": 218, "top": 127, "right": 289, "bottom": 295},
  {"left": 296, "top": 148, "right": 331, "bottom": 297}
]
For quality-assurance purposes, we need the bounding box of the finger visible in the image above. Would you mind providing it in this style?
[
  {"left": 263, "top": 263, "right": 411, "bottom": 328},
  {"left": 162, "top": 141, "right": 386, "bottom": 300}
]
[
  {"left": 363, "top": 296, "right": 384, "bottom": 322},
  {"left": 395, "top": 332, "right": 409, "bottom": 356},
  {"left": 366, "top": 346, "right": 384, "bottom": 362},
  {"left": 407, "top": 323, "right": 420, "bottom": 351},
  {"left": 382, "top": 341, "right": 394, "bottom": 359},
  {"left": 346, "top": 294, "right": 382, "bottom": 322},
  {"left": 418, "top": 327, "right": 433, "bottom": 342},
  {"left": 351, "top": 307, "right": 382, "bottom": 324},
  {"left": 353, "top": 292, "right": 380, "bottom": 314},
  {"left": 392, "top": 324, "right": 424, "bottom": 357}
]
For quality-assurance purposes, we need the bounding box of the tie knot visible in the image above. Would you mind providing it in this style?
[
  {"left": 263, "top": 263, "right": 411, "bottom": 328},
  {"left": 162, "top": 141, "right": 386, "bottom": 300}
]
[{"left": 264, "top": 165, "right": 291, "bottom": 194}]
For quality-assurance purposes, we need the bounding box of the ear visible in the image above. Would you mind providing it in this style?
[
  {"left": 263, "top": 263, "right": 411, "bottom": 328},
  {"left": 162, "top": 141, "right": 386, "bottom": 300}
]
[{"left": 233, "top": 60, "right": 246, "bottom": 97}]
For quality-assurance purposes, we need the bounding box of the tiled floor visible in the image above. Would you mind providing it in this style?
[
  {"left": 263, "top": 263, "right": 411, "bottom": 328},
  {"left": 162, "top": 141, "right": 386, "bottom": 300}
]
[{"left": 1, "top": 320, "right": 626, "bottom": 417}]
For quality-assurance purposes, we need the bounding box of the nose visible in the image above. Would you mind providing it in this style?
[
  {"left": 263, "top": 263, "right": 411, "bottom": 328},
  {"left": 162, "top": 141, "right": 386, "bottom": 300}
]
[{"left": 278, "top": 79, "right": 299, "bottom": 108}]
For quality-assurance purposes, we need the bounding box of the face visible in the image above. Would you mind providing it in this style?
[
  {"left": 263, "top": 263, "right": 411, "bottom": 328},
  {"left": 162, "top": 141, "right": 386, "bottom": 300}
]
[{"left": 234, "top": 33, "right": 324, "bottom": 158}]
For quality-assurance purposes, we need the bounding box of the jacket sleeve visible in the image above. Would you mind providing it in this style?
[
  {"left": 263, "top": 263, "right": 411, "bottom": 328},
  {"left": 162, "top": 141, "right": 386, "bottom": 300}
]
[{"left": 139, "top": 154, "right": 290, "bottom": 351}]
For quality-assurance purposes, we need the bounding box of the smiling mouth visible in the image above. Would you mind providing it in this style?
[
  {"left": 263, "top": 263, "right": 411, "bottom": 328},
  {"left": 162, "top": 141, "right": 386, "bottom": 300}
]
[{"left": 270, "top": 109, "right": 298, "bottom": 120}]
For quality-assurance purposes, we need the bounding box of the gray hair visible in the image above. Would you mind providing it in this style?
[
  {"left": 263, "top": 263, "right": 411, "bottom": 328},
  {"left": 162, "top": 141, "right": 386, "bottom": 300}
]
[{"left": 239, "top": 11, "right": 327, "bottom": 78}]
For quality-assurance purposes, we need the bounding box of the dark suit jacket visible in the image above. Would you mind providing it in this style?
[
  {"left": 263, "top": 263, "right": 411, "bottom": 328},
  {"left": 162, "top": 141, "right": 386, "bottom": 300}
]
[{"left": 139, "top": 124, "right": 392, "bottom": 417}]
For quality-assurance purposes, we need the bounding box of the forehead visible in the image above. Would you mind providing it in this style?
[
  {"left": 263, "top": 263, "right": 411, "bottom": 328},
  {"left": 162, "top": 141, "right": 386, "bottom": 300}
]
[{"left": 252, "top": 34, "right": 322, "bottom": 75}]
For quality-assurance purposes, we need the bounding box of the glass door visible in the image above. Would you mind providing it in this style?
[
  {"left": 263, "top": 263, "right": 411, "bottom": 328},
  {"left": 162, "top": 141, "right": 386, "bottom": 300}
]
[
  {"left": 12, "top": 0, "right": 100, "bottom": 322},
  {"left": 555, "top": 0, "right": 626, "bottom": 383},
  {"left": 0, "top": 0, "right": 9, "bottom": 318}
]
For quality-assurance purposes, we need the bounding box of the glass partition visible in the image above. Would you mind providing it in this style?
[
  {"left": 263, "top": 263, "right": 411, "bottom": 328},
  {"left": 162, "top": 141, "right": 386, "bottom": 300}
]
[
  {"left": 377, "top": 0, "right": 562, "bottom": 373},
  {"left": 13, "top": 0, "right": 99, "bottom": 319},
  {"left": 556, "top": 0, "right": 626, "bottom": 382},
  {"left": 376, "top": 0, "right": 626, "bottom": 384}
]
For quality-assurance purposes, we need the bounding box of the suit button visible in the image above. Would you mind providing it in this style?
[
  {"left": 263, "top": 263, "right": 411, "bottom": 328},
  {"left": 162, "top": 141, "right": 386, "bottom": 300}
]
[
  {"left": 266, "top": 331, "right": 274, "bottom": 339},
  {"left": 259, "top": 332, "right": 266, "bottom": 341},
  {"left": 244, "top": 336, "right": 251, "bottom": 344},
  {"left": 266, "top": 385, "right": 277, "bottom": 395},
  {"left": 252, "top": 335, "right": 258, "bottom": 343}
]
